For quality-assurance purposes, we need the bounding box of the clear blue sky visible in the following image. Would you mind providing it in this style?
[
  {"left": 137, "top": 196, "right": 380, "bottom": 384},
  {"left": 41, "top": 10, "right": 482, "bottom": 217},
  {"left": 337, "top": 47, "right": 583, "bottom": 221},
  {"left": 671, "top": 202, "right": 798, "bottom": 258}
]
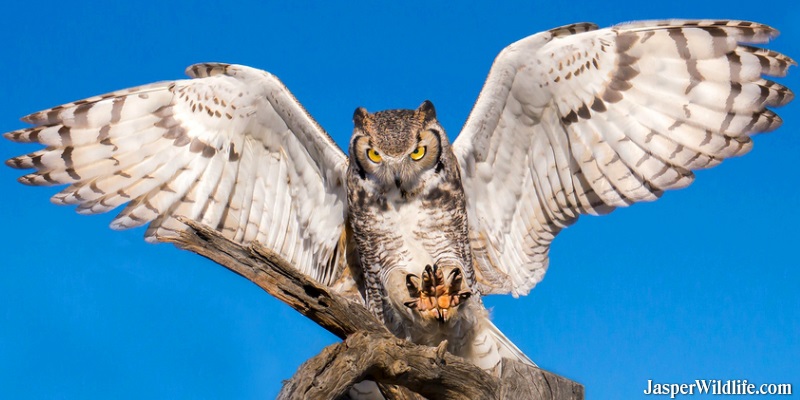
[{"left": 1, "top": 1, "right": 798, "bottom": 399}]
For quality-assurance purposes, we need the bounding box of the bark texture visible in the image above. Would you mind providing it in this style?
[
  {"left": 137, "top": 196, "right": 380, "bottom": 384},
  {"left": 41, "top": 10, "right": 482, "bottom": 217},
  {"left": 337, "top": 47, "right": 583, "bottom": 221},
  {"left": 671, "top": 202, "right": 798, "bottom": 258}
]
[{"left": 163, "top": 219, "right": 583, "bottom": 399}]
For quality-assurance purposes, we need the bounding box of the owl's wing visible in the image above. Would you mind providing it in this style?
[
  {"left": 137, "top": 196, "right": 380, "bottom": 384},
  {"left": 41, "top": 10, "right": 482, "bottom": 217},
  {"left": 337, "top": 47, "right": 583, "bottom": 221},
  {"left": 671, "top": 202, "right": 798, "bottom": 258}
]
[
  {"left": 5, "top": 63, "right": 350, "bottom": 286},
  {"left": 452, "top": 21, "right": 794, "bottom": 296}
]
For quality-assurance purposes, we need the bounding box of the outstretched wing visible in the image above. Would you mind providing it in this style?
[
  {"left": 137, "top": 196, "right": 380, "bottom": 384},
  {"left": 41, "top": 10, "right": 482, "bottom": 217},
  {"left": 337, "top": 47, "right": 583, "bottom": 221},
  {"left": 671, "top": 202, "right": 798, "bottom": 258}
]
[
  {"left": 452, "top": 21, "right": 794, "bottom": 296},
  {"left": 5, "top": 63, "right": 350, "bottom": 286}
]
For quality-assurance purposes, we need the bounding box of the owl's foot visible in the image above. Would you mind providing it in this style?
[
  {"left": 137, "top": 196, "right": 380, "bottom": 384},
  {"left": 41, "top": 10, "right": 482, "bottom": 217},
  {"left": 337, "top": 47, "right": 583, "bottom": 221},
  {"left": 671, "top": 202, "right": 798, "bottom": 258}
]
[{"left": 403, "top": 264, "right": 471, "bottom": 323}]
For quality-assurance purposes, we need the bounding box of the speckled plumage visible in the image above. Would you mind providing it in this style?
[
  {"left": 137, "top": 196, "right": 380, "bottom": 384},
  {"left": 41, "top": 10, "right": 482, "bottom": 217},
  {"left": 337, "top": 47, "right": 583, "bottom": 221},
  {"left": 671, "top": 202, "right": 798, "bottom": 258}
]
[
  {"left": 4, "top": 20, "right": 795, "bottom": 392},
  {"left": 345, "top": 103, "right": 497, "bottom": 362}
]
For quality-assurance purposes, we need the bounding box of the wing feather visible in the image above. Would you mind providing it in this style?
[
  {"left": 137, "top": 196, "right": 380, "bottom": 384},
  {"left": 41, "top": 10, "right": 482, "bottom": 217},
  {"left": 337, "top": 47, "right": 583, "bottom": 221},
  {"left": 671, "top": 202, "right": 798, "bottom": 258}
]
[
  {"left": 5, "top": 63, "right": 350, "bottom": 287},
  {"left": 454, "top": 20, "right": 794, "bottom": 295}
]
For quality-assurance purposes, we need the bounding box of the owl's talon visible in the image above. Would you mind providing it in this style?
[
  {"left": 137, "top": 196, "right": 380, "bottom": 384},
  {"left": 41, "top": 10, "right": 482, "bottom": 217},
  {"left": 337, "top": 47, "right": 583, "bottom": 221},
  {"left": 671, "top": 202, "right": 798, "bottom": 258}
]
[
  {"left": 421, "top": 264, "right": 437, "bottom": 293},
  {"left": 403, "top": 264, "right": 470, "bottom": 323}
]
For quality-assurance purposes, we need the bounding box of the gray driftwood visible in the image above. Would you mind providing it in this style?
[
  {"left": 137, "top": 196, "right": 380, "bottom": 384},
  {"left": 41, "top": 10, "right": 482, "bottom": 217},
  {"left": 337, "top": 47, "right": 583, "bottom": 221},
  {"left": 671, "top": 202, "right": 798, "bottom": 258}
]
[{"left": 163, "top": 218, "right": 583, "bottom": 399}]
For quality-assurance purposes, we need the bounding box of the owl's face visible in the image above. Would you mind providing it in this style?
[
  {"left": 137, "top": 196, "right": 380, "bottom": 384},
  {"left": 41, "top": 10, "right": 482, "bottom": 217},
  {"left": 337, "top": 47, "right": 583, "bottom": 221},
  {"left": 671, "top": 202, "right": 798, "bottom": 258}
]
[{"left": 349, "top": 101, "right": 446, "bottom": 195}]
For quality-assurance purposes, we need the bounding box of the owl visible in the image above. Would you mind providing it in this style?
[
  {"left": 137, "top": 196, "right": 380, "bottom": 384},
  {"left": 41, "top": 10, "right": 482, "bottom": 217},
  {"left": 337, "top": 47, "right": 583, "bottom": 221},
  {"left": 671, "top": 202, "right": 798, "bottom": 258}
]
[{"left": 4, "top": 20, "right": 794, "bottom": 375}]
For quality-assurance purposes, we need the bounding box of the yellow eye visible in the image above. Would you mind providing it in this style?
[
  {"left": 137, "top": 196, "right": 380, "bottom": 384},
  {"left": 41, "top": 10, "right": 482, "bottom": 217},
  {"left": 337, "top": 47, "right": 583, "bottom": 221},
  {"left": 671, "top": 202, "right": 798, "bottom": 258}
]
[
  {"left": 409, "top": 146, "right": 426, "bottom": 161},
  {"left": 366, "top": 148, "right": 382, "bottom": 163}
]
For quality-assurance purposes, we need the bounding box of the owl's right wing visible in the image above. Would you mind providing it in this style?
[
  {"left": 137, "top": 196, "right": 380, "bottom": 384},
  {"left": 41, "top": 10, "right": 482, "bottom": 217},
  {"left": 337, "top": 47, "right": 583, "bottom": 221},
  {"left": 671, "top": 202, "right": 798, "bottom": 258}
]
[
  {"left": 452, "top": 21, "right": 794, "bottom": 296},
  {"left": 5, "top": 63, "right": 350, "bottom": 287}
]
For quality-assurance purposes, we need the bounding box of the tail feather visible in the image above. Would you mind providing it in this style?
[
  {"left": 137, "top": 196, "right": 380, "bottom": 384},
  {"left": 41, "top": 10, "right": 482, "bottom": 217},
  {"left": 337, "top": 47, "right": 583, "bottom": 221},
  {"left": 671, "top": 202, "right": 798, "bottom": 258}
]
[
  {"left": 485, "top": 319, "right": 537, "bottom": 367},
  {"left": 467, "top": 316, "right": 537, "bottom": 371}
]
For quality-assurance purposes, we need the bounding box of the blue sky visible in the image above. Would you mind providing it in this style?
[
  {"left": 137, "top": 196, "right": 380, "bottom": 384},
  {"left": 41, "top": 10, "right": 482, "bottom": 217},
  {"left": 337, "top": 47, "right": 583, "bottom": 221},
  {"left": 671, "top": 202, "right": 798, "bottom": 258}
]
[{"left": 1, "top": 1, "right": 798, "bottom": 399}]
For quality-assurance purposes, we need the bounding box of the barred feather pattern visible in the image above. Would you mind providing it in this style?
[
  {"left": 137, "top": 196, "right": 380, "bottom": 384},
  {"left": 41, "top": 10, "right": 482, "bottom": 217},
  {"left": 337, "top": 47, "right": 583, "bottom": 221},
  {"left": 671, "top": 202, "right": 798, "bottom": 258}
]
[
  {"left": 453, "top": 20, "right": 795, "bottom": 296},
  {"left": 5, "top": 63, "right": 350, "bottom": 286},
  {"left": 3, "top": 20, "right": 795, "bottom": 391}
]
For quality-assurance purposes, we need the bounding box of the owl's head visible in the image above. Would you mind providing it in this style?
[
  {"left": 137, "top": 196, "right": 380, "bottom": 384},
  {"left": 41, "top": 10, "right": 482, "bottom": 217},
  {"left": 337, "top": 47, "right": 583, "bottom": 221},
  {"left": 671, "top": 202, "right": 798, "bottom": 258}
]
[{"left": 349, "top": 101, "right": 447, "bottom": 194}]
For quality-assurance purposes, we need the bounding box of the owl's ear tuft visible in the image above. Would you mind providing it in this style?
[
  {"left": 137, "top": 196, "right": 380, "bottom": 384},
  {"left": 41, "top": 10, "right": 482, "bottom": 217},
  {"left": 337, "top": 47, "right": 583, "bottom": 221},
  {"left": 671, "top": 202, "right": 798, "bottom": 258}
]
[
  {"left": 353, "top": 107, "right": 370, "bottom": 129},
  {"left": 418, "top": 100, "right": 437, "bottom": 123}
]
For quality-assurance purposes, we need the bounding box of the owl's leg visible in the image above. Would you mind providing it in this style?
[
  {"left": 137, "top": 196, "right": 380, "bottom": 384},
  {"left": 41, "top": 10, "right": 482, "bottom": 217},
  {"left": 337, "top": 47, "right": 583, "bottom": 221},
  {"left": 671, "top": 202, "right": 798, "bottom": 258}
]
[{"left": 403, "top": 264, "right": 471, "bottom": 322}]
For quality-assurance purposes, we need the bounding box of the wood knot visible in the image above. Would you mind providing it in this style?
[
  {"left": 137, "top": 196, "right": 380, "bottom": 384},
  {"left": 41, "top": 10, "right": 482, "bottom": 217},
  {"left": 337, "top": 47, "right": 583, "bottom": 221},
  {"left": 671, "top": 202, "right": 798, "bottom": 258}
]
[
  {"left": 389, "top": 359, "right": 410, "bottom": 376},
  {"left": 303, "top": 284, "right": 324, "bottom": 298}
]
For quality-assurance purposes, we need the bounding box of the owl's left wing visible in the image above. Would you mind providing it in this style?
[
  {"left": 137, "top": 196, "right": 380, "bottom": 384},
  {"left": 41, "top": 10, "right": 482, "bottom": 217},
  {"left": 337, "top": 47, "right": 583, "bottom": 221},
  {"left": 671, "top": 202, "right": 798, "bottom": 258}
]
[
  {"left": 452, "top": 21, "right": 794, "bottom": 296},
  {"left": 5, "top": 63, "right": 350, "bottom": 287}
]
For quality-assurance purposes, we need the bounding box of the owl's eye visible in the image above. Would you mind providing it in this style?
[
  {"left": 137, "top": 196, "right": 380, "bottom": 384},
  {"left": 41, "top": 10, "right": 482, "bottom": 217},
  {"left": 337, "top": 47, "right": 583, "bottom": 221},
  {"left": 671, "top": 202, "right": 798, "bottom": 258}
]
[
  {"left": 366, "top": 148, "right": 382, "bottom": 163},
  {"left": 409, "top": 146, "right": 426, "bottom": 161}
]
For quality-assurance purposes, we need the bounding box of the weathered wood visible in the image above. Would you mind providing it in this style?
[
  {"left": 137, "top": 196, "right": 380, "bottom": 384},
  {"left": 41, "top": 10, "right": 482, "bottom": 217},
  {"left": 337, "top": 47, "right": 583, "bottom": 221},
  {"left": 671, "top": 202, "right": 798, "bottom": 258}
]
[
  {"left": 499, "top": 359, "right": 585, "bottom": 400},
  {"left": 279, "top": 332, "right": 499, "bottom": 400},
  {"left": 164, "top": 218, "right": 386, "bottom": 340},
  {"left": 162, "top": 219, "right": 584, "bottom": 399}
]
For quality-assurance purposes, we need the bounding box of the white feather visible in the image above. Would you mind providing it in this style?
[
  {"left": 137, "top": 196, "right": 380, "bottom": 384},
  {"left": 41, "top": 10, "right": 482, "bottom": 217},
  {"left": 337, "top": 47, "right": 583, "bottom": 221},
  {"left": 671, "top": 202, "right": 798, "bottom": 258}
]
[
  {"left": 6, "top": 63, "right": 351, "bottom": 287},
  {"left": 454, "top": 20, "right": 794, "bottom": 295}
]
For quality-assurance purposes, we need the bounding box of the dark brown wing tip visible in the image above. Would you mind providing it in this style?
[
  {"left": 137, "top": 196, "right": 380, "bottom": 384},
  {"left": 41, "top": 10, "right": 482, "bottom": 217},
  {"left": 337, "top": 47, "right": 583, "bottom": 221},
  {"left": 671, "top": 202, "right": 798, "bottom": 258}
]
[
  {"left": 20, "top": 111, "right": 43, "bottom": 124},
  {"left": 6, "top": 156, "right": 25, "bottom": 169},
  {"left": 17, "top": 174, "right": 39, "bottom": 186},
  {"left": 548, "top": 22, "right": 599, "bottom": 37},
  {"left": 185, "top": 63, "right": 232, "bottom": 79}
]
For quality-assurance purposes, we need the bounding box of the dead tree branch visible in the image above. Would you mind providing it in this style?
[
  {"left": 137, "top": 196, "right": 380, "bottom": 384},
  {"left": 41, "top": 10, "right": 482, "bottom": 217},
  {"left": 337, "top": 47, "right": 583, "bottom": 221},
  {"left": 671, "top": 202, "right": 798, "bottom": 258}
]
[
  {"left": 279, "top": 332, "right": 499, "bottom": 400},
  {"left": 163, "top": 218, "right": 384, "bottom": 339},
  {"left": 162, "top": 219, "right": 583, "bottom": 399}
]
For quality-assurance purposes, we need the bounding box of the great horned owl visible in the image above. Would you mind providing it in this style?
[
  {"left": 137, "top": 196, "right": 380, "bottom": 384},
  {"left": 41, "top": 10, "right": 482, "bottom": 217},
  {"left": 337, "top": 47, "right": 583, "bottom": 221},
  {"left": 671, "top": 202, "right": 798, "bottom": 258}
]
[
  {"left": 346, "top": 102, "right": 518, "bottom": 367},
  {"left": 4, "top": 20, "right": 794, "bottom": 373}
]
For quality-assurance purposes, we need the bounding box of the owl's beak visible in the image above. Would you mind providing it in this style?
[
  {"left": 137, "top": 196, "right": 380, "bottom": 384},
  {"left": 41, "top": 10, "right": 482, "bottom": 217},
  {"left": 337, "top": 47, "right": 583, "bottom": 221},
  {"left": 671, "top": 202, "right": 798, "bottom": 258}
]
[{"left": 394, "top": 175, "right": 402, "bottom": 189}]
